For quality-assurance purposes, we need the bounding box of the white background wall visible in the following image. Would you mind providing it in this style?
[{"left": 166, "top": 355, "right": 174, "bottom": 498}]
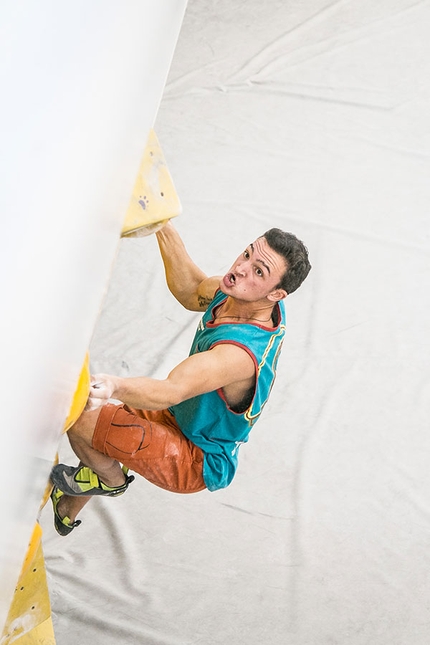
[{"left": 0, "top": 0, "right": 188, "bottom": 629}]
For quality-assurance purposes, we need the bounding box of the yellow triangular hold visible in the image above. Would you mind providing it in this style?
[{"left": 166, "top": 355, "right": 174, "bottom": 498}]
[
  {"left": 121, "top": 129, "right": 182, "bottom": 237},
  {"left": 62, "top": 352, "right": 91, "bottom": 434},
  {"left": 1, "top": 524, "right": 55, "bottom": 645},
  {"left": 38, "top": 352, "right": 91, "bottom": 514}
]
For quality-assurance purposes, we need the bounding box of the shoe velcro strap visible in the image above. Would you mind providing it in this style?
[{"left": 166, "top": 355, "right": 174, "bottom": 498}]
[{"left": 75, "top": 466, "right": 125, "bottom": 492}]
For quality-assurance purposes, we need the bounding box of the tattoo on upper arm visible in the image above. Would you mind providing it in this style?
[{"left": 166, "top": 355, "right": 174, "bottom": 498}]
[{"left": 198, "top": 295, "right": 212, "bottom": 308}]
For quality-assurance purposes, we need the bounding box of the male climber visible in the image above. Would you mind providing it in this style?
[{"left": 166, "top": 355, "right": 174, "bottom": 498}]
[{"left": 50, "top": 222, "right": 311, "bottom": 535}]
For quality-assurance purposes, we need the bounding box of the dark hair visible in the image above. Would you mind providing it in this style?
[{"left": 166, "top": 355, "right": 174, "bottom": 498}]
[{"left": 263, "top": 228, "right": 311, "bottom": 294}]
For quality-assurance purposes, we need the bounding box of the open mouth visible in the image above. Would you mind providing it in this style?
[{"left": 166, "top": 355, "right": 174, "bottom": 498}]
[{"left": 223, "top": 272, "right": 236, "bottom": 287}]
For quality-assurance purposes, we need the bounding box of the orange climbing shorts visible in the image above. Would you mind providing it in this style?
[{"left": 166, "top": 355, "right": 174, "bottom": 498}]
[{"left": 92, "top": 403, "right": 206, "bottom": 494}]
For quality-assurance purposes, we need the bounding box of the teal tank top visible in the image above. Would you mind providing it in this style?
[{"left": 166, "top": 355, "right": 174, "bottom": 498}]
[{"left": 169, "top": 289, "right": 286, "bottom": 491}]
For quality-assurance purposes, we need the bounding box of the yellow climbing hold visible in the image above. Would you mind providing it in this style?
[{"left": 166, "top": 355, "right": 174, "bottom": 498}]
[
  {"left": 1, "top": 523, "right": 55, "bottom": 644},
  {"left": 121, "top": 129, "right": 181, "bottom": 237}
]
